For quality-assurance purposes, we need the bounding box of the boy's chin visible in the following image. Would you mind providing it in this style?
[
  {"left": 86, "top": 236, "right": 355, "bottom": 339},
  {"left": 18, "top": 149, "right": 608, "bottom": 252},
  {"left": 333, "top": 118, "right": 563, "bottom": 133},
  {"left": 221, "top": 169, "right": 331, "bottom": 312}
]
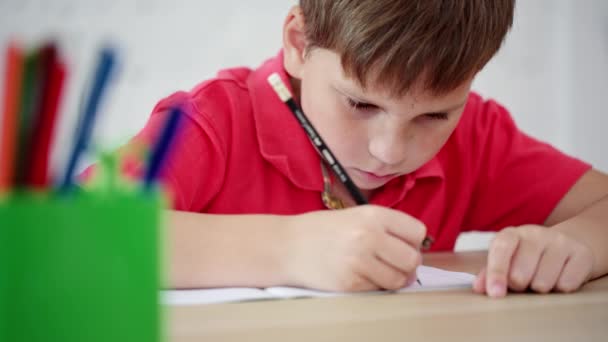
[
  {"left": 353, "top": 176, "right": 398, "bottom": 191},
  {"left": 349, "top": 168, "right": 405, "bottom": 190},
  {"left": 357, "top": 181, "right": 391, "bottom": 191}
]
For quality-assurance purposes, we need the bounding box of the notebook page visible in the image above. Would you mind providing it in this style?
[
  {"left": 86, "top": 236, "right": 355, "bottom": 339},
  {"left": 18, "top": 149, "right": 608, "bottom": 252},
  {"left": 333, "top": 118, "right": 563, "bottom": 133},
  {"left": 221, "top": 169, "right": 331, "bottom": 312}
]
[
  {"left": 162, "top": 265, "right": 476, "bottom": 305},
  {"left": 400, "top": 265, "right": 476, "bottom": 291},
  {"left": 162, "top": 287, "right": 276, "bottom": 305},
  {"left": 266, "top": 265, "right": 475, "bottom": 299}
]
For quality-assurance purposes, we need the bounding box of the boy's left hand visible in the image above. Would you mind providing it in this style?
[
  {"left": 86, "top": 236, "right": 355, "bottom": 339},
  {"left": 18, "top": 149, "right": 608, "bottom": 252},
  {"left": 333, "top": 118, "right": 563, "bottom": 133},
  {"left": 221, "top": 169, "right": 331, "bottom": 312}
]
[{"left": 473, "top": 225, "right": 595, "bottom": 298}]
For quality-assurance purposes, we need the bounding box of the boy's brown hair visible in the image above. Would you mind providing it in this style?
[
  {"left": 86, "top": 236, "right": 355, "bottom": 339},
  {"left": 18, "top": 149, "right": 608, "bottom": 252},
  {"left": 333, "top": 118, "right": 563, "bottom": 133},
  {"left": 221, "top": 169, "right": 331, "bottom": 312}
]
[{"left": 299, "top": 0, "right": 515, "bottom": 96}]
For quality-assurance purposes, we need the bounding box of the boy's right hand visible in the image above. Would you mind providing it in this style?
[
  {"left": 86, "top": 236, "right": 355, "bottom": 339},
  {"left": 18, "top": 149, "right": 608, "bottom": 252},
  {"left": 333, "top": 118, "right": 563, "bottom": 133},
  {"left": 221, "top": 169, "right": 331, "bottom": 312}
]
[{"left": 283, "top": 205, "right": 427, "bottom": 292}]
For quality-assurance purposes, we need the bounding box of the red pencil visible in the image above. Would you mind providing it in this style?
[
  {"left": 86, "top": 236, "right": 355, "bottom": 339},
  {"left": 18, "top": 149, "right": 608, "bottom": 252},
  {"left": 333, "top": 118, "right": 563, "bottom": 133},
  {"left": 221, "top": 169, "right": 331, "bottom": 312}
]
[
  {"left": 0, "top": 42, "right": 24, "bottom": 194},
  {"left": 27, "top": 44, "right": 67, "bottom": 189}
]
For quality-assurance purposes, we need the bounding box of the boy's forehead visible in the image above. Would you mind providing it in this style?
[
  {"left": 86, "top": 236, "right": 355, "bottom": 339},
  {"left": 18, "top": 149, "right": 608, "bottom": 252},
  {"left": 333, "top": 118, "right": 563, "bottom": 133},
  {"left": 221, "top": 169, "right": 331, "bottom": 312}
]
[{"left": 310, "top": 48, "right": 472, "bottom": 104}]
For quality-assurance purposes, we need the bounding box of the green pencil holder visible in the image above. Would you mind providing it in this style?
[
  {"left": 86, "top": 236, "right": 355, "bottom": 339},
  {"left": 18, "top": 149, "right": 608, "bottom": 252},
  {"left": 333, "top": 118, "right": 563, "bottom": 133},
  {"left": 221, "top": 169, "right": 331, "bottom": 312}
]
[{"left": 0, "top": 189, "right": 164, "bottom": 342}]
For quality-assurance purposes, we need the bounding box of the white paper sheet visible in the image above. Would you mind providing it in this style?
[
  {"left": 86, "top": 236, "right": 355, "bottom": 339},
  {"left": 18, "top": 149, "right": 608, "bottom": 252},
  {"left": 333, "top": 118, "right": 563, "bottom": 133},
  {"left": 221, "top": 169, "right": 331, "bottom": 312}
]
[
  {"left": 162, "top": 287, "right": 275, "bottom": 305},
  {"left": 162, "top": 265, "right": 476, "bottom": 306}
]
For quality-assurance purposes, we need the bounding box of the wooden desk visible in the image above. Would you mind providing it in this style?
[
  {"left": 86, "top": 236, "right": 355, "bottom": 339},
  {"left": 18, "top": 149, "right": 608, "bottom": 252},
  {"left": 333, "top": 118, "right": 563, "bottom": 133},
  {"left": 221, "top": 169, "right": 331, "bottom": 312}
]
[{"left": 167, "top": 251, "right": 608, "bottom": 342}]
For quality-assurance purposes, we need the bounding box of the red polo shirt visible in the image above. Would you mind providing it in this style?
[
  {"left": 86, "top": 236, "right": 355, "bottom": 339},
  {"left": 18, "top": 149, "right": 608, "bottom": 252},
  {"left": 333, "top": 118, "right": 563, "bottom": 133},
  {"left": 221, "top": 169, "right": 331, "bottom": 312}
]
[{"left": 105, "top": 51, "right": 591, "bottom": 251}]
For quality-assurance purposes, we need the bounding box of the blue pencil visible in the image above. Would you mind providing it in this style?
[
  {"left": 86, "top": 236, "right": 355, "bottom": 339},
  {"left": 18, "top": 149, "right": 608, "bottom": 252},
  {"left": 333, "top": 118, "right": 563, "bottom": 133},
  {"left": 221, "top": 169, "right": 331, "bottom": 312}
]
[
  {"left": 143, "top": 105, "right": 183, "bottom": 192},
  {"left": 59, "top": 46, "right": 116, "bottom": 193}
]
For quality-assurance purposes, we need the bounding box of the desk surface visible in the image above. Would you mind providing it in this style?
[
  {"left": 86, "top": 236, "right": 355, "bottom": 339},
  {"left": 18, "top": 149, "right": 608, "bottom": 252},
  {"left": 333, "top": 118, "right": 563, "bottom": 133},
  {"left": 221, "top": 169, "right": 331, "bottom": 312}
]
[{"left": 167, "top": 251, "right": 608, "bottom": 342}]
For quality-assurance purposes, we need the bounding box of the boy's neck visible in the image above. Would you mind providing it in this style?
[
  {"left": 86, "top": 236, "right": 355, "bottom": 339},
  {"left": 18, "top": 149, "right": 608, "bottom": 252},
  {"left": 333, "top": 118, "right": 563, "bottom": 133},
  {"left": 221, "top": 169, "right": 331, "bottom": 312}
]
[{"left": 289, "top": 76, "right": 302, "bottom": 103}]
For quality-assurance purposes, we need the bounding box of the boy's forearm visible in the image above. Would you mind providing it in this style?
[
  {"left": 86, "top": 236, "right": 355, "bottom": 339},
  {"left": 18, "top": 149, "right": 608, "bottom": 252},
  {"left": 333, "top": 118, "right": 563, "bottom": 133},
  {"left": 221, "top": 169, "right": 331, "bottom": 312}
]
[
  {"left": 551, "top": 195, "right": 608, "bottom": 280},
  {"left": 164, "top": 210, "right": 294, "bottom": 289}
]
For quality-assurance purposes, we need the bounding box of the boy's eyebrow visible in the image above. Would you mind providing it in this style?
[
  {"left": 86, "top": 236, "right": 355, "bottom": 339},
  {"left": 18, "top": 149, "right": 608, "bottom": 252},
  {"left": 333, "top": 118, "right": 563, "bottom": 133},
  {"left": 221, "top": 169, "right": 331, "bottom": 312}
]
[
  {"left": 437, "top": 100, "right": 468, "bottom": 113},
  {"left": 332, "top": 85, "right": 376, "bottom": 103},
  {"left": 332, "top": 85, "right": 374, "bottom": 104},
  {"left": 333, "top": 84, "right": 468, "bottom": 114},
  {"left": 332, "top": 85, "right": 388, "bottom": 111}
]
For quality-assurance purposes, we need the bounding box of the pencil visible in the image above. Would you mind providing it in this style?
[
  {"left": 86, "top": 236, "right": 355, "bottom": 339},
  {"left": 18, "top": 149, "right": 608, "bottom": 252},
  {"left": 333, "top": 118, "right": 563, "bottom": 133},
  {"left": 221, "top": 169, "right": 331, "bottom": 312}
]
[
  {"left": 267, "top": 73, "right": 367, "bottom": 205},
  {"left": 59, "top": 46, "right": 116, "bottom": 193},
  {"left": 142, "top": 104, "right": 183, "bottom": 192},
  {"left": 267, "top": 73, "right": 434, "bottom": 246},
  {"left": 0, "top": 42, "right": 24, "bottom": 193},
  {"left": 27, "top": 43, "right": 66, "bottom": 189}
]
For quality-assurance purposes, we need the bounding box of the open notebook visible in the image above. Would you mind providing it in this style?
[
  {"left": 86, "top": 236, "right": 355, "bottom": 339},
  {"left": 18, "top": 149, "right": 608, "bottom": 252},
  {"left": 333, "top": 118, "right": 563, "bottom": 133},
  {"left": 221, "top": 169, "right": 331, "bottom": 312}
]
[{"left": 163, "top": 265, "right": 476, "bottom": 305}]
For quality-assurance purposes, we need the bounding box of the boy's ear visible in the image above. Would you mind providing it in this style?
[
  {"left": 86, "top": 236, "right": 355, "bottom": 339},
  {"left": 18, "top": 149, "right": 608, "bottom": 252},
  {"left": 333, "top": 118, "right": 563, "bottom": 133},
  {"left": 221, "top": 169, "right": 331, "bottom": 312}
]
[{"left": 282, "top": 6, "right": 307, "bottom": 79}]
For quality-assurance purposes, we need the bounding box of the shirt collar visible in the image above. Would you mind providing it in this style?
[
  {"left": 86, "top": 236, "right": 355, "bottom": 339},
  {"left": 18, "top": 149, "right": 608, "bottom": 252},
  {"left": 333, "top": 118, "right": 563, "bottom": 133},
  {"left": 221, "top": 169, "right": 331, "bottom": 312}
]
[
  {"left": 247, "top": 50, "right": 445, "bottom": 199},
  {"left": 366, "top": 156, "right": 444, "bottom": 207},
  {"left": 247, "top": 50, "right": 324, "bottom": 191}
]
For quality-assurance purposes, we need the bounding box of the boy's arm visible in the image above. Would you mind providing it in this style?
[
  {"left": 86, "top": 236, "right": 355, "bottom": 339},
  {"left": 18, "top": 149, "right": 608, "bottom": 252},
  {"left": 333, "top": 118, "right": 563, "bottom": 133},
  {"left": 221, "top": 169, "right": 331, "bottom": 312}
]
[
  {"left": 165, "top": 210, "right": 293, "bottom": 289},
  {"left": 165, "top": 206, "right": 427, "bottom": 291},
  {"left": 545, "top": 169, "right": 608, "bottom": 279}
]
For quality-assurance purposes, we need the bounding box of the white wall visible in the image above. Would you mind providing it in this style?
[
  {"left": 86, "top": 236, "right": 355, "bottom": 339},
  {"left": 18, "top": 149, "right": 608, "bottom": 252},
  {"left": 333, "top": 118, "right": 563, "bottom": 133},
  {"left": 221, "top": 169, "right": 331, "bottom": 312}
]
[
  {"left": 463, "top": 0, "right": 608, "bottom": 250},
  {"left": 474, "top": 0, "right": 608, "bottom": 171},
  {"left": 1, "top": 0, "right": 607, "bottom": 250}
]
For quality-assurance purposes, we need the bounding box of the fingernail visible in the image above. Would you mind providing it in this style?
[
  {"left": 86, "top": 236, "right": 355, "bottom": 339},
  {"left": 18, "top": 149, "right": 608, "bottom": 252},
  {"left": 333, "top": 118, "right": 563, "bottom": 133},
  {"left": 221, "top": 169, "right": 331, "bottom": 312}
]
[{"left": 488, "top": 282, "right": 506, "bottom": 298}]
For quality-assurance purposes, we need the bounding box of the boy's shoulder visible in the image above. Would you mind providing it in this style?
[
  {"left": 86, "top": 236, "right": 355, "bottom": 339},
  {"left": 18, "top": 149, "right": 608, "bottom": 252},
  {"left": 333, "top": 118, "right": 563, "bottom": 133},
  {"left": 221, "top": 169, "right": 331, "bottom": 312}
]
[
  {"left": 454, "top": 91, "right": 517, "bottom": 142},
  {"left": 150, "top": 64, "right": 262, "bottom": 139},
  {"left": 189, "top": 66, "right": 256, "bottom": 113},
  {"left": 152, "top": 51, "right": 287, "bottom": 128},
  {"left": 461, "top": 91, "right": 511, "bottom": 125},
  {"left": 148, "top": 52, "right": 292, "bottom": 162},
  {"left": 192, "top": 66, "right": 253, "bottom": 97},
  {"left": 439, "top": 91, "right": 521, "bottom": 167},
  {"left": 151, "top": 66, "right": 254, "bottom": 114}
]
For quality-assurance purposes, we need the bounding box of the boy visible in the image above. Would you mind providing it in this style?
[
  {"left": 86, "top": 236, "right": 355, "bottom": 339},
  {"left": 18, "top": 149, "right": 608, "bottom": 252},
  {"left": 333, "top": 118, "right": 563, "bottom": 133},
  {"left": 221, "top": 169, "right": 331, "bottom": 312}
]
[{"left": 100, "top": 0, "right": 608, "bottom": 298}]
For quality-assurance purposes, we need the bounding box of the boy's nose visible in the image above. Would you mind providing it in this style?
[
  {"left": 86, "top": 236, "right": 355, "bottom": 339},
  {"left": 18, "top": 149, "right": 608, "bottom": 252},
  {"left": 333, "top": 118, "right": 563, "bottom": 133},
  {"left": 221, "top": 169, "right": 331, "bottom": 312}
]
[{"left": 368, "top": 132, "right": 410, "bottom": 166}]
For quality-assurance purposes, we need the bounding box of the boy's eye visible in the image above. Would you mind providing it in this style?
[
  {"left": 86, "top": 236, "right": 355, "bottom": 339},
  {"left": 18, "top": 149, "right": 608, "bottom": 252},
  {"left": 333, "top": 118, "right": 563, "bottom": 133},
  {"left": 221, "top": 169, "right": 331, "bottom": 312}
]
[
  {"left": 346, "top": 98, "right": 376, "bottom": 111},
  {"left": 345, "top": 96, "right": 449, "bottom": 121},
  {"left": 424, "top": 112, "right": 449, "bottom": 120}
]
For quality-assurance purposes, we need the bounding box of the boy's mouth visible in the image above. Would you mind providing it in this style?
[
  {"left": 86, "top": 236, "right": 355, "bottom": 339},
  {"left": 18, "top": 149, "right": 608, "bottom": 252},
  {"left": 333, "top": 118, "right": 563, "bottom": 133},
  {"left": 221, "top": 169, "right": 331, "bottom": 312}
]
[{"left": 351, "top": 168, "right": 399, "bottom": 184}]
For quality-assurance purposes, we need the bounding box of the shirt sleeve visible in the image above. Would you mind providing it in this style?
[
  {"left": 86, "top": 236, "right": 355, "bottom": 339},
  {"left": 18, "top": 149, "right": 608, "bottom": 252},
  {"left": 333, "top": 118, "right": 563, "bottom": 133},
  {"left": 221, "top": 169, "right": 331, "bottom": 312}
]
[
  {"left": 80, "top": 91, "right": 227, "bottom": 212},
  {"left": 460, "top": 97, "right": 591, "bottom": 232}
]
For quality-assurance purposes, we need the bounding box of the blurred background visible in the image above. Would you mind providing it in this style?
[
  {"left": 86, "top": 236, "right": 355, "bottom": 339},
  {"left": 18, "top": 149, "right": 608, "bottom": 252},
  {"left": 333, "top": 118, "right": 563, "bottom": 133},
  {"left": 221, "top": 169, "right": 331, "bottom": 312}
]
[{"left": 1, "top": 0, "right": 607, "bottom": 250}]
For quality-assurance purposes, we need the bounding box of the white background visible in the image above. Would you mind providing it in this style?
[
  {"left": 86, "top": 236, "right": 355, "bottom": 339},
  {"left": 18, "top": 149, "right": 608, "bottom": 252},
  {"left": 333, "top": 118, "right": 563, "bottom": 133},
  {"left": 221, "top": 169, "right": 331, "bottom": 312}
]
[{"left": 1, "top": 0, "right": 607, "bottom": 250}]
